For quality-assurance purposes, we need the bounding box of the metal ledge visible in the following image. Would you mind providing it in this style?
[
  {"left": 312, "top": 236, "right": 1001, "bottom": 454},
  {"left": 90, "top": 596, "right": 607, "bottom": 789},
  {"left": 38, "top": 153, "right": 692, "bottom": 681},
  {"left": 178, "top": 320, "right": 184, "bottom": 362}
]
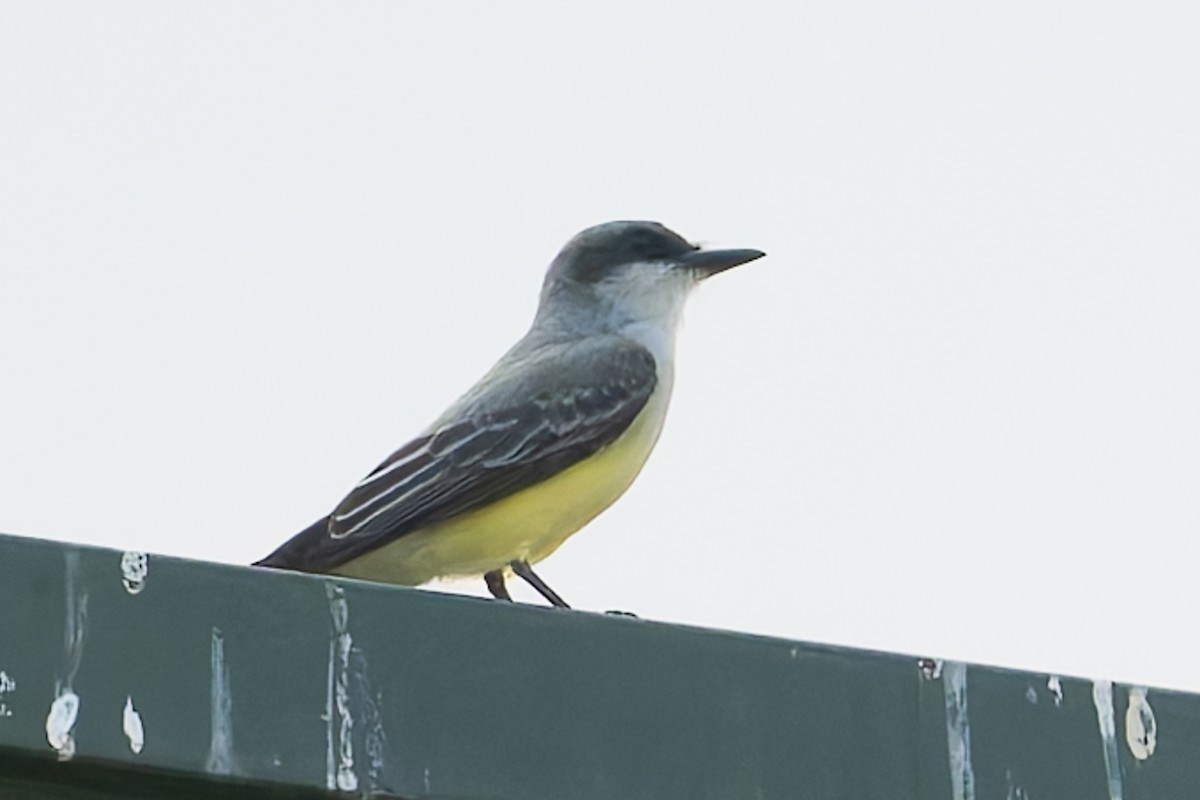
[{"left": 0, "top": 531, "right": 1195, "bottom": 798}]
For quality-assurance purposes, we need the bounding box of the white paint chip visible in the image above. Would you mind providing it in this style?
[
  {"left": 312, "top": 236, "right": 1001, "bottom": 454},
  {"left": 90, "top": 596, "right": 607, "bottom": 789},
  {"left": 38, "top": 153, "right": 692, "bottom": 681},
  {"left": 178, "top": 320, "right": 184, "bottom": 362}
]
[
  {"left": 1005, "top": 768, "right": 1030, "bottom": 800},
  {"left": 325, "top": 583, "right": 357, "bottom": 793},
  {"left": 120, "top": 551, "right": 149, "bottom": 595},
  {"left": 1048, "top": 676, "right": 1063, "bottom": 706},
  {"left": 206, "top": 627, "right": 236, "bottom": 775},
  {"left": 123, "top": 696, "right": 145, "bottom": 754},
  {"left": 919, "top": 658, "right": 944, "bottom": 680},
  {"left": 1125, "top": 686, "right": 1156, "bottom": 760},
  {"left": 46, "top": 690, "right": 80, "bottom": 760},
  {"left": 942, "top": 661, "right": 976, "bottom": 800},
  {"left": 0, "top": 670, "right": 16, "bottom": 718},
  {"left": 1092, "top": 680, "right": 1123, "bottom": 800}
]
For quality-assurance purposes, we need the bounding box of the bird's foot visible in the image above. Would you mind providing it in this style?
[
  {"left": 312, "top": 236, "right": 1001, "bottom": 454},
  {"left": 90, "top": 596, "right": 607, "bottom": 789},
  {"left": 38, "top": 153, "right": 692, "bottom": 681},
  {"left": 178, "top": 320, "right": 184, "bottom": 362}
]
[
  {"left": 511, "top": 560, "right": 571, "bottom": 608},
  {"left": 484, "top": 569, "right": 512, "bottom": 601}
]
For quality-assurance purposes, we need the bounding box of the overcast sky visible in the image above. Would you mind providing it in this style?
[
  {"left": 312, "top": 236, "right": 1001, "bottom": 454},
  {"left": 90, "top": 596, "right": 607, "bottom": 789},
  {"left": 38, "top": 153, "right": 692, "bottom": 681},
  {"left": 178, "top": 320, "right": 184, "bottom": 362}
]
[{"left": 2, "top": 2, "right": 1198, "bottom": 692}]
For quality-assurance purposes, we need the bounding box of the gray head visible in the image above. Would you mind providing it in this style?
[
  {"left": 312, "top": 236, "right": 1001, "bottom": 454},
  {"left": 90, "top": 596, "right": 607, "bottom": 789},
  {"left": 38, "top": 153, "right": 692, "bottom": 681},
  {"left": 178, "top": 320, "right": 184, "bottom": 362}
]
[
  {"left": 537, "top": 222, "right": 764, "bottom": 330},
  {"left": 546, "top": 221, "right": 764, "bottom": 286}
]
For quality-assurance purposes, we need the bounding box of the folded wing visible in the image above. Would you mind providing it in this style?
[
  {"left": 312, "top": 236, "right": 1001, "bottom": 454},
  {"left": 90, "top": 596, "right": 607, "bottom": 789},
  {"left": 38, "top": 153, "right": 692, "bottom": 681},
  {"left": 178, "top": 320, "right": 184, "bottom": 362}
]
[{"left": 256, "top": 340, "right": 657, "bottom": 572}]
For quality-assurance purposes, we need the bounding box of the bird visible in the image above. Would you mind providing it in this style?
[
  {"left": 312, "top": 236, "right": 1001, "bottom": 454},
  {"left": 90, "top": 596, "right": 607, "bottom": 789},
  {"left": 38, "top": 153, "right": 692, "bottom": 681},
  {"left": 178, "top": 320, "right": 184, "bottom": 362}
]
[{"left": 255, "top": 221, "right": 764, "bottom": 607}]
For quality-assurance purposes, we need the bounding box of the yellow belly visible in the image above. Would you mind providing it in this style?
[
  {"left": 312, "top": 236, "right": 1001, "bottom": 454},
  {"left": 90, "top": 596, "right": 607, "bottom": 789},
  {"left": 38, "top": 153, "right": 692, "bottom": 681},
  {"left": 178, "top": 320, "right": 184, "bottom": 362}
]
[{"left": 332, "top": 391, "right": 668, "bottom": 585}]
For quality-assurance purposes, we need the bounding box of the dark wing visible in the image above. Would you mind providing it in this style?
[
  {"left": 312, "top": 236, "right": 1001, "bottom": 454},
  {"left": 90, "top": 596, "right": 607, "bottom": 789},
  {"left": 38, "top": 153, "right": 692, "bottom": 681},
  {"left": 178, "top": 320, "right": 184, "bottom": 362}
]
[{"left": 255, "top": 342, "right": 657, "bottom": 572}]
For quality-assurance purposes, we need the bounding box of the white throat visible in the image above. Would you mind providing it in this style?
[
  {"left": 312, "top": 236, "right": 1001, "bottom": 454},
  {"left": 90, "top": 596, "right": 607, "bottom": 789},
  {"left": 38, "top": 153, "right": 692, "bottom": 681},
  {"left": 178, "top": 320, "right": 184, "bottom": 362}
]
[{"left": 596, "top": 264, "right": 695, "bottom": 388}]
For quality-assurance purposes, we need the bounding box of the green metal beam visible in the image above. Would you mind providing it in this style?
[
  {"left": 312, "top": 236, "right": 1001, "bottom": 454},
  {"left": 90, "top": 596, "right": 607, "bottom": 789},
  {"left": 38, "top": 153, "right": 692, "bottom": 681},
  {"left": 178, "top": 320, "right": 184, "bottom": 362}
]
[{"left": 0, "top": 531, "right": 1193, "bottom": 798}]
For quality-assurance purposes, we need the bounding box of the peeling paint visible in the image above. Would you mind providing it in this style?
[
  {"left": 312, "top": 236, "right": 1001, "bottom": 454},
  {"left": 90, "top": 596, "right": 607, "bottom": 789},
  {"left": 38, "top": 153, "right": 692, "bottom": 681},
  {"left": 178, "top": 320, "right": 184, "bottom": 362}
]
[
  {"left": 123, "top": 696, "right": 145, "bottom": 754},
  {"left": 919, "top": 657, "right": 944, "bottom": 680},
  {"left": 1005, "top": 768, "right": 1030, "bottom": 800},
  {"left": 205, "top": 627, "right": 236, "bottom": 775},
  {"left": 47, "top": 551, "right": 87, "bottom": 760},
  {"left": 45, "top": 691, "right": 79, "bottom": 759},
  {"left": 353, "top": 650, "right": 387, "bottom": 792},
  {"left": 325, "top": 583, "right": 357, "bottom": 793},
  {"left": 1125, "top": 686, "right": 1156, "bottom": 760},
  {"left": 0, "top": 670, "right": 15, "bottom": 718},
  {"left": 120, "top": 551, "right": 149, "bottom": 595},
  {"left": 1092, "top": 680, "right": 1123, "bottom": 800},
  {"left": 1047, "top": 676, "right": 1063, "bottom": 707},
  {"left": 63, "top": 551, "right": 88, "bottom": 680},
  {"left": 942, "top": 661, "right": 975, "bottom": 800}
]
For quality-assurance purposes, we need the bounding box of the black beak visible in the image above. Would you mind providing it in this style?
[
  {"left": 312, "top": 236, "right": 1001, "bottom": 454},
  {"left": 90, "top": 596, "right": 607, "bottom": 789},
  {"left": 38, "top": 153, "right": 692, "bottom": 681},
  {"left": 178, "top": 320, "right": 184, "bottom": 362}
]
[{"left": 676, "top": 247, "right": 766, "bottom": 279}]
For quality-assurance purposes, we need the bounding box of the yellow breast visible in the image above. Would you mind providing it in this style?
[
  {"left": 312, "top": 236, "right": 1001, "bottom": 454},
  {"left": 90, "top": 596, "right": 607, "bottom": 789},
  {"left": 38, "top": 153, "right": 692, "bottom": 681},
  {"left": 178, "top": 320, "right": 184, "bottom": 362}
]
[{"left": 332, "top": 387, "right": 670, "bottom": 586}]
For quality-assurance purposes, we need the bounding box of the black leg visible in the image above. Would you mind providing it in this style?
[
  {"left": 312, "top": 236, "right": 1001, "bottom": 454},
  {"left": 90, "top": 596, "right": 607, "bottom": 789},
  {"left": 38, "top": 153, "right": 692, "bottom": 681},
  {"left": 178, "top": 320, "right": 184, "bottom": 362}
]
[
  {"left": 511, "top": 560, "right": 570, "bottom": 608},
  {"left": 484, "top": 569, "right": 512, "bottom": 601}
]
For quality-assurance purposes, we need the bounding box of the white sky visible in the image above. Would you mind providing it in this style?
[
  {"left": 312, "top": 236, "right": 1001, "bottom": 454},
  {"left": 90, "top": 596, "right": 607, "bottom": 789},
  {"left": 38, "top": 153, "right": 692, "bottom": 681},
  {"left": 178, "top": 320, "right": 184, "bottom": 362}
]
[{"left": 2, "top": 3, "right": 1199, "bottom": 692}]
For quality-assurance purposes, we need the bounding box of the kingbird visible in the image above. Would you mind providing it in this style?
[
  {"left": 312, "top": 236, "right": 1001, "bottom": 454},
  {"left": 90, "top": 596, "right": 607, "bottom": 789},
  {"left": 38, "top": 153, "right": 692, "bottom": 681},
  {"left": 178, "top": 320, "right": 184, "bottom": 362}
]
[{"left": 255, "top": 221, "right": 764, "bottom": 606}]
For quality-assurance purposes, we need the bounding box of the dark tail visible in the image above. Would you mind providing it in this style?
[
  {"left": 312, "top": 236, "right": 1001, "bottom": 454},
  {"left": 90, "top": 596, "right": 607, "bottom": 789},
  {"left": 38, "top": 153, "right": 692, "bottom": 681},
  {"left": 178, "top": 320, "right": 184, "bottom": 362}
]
[{"left": 253, "top": 515, "right": 333, "bottom": 573}]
